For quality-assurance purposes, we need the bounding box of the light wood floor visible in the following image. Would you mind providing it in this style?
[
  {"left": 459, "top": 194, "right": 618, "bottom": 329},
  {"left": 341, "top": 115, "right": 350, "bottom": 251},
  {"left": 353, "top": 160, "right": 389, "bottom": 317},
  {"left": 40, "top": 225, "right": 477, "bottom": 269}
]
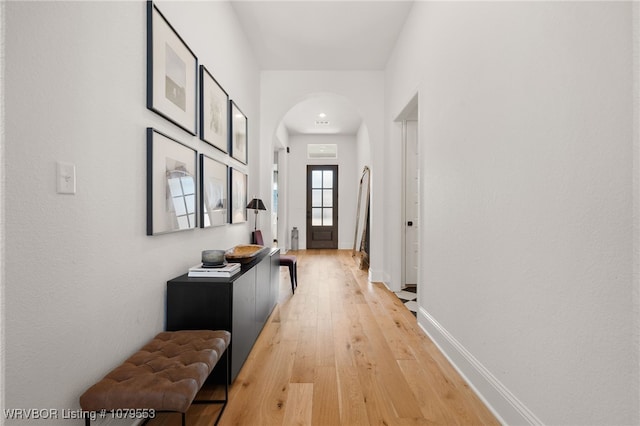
[{"left": 149, "top": 249, "right": 499, "bottom": 426}]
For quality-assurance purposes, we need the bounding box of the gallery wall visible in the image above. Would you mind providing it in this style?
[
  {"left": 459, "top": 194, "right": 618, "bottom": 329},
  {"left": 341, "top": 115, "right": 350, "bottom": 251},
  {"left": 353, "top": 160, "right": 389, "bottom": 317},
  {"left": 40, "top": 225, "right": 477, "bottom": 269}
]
[
  {"left": 384, "top": 1, "right": 638, "bottom": 424},
  {"left": 3, "top": 1, "right": 259, "bottom": 424}
]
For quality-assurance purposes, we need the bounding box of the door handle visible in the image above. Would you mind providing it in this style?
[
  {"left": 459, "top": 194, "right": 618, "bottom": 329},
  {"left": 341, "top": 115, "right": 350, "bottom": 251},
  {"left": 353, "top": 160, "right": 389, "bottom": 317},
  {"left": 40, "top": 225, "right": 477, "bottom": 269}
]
[{"left": 407, "top": 221, "right": 413, "bottom": 227}]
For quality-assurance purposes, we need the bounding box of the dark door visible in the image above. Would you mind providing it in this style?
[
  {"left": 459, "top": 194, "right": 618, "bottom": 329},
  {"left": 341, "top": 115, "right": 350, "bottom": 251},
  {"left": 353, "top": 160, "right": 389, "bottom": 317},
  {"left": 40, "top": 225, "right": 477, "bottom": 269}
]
[{"left": 307, "top": 165, "right": 338, "bottom": 249}]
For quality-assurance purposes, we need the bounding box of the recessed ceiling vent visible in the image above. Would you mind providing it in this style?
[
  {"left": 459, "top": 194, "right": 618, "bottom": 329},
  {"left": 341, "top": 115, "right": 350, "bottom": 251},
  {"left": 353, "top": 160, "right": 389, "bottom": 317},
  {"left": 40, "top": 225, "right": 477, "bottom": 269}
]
[{"left": 308, "top": 144, "right": 338, "bottom": 159}]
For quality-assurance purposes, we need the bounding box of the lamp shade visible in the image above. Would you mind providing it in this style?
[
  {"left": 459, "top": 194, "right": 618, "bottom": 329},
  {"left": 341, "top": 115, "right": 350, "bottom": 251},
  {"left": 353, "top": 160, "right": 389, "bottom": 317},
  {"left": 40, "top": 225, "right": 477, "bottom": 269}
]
[{"left": 247, "top": 198, "right": 266, "bottom": 211}]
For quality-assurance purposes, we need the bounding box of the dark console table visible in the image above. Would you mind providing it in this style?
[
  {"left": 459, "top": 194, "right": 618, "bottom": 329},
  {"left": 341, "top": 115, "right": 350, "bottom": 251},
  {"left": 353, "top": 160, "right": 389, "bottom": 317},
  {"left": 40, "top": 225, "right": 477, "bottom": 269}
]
[{"left": 166, "top": 248, "right": 280, "bottom": 383}]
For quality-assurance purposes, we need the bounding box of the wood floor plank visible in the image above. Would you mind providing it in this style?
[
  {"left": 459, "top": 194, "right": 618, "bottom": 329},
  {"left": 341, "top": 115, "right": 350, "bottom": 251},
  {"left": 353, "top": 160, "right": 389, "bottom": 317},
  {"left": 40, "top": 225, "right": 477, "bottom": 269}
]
[
  {"left": 282, "top": 383, "right": 313, "bottom": 425},
  {"left": 314, "top": 318, "right": 335, "bottom": 367},
  {"left": 148, "top": 249, "right": 498, "bottom": 426},
  {"left": 311, "top": 366, "right": 341, "bottom": 426},
  {"left": 332, "top": 310, "right": 370, "bottom": 424},
  {"left": 335, "top": 359, "right": 370, "bottom": 425},
  {"left": 397, "top": 358, "right": 460, "bottom": 425},
  {"left": 354, "top": 304, "right": 423, "bottom": 420},
  {"left": 290, "top": 325, "right": 317, "bottom": 383}
]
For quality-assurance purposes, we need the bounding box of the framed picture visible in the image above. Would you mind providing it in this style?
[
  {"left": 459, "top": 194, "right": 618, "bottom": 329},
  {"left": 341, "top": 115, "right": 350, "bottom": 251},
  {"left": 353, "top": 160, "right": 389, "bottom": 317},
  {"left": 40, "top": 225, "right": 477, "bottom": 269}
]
[
  {"left": 200, "top": 154, "right": 228, "bottom": 227},
  {"left": 230, "top": 101, "right": 248, "bottom": 164},
  {"left": 200, "top": 66, "right": 229, "bottom": 152},
  {"left": 147, "top": 1, "right": 198, "bottom": 135},
  {"left": 147, "top": 128, "right": 197, "bottom": 235},
  {"left": 230, "top": 168, "right": 247, "bottom": 223}
]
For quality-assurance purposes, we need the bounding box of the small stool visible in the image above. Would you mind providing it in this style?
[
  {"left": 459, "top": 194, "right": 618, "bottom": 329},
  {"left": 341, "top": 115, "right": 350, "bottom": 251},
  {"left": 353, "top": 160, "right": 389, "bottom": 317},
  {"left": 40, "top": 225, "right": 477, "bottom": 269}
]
[{"left": 280, "top": 255, "right": 297, "bottom": 293}]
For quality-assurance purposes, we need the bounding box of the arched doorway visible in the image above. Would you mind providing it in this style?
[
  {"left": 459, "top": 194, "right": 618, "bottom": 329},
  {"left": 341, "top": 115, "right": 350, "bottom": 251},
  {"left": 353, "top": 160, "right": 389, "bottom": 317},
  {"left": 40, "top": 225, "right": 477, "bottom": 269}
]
[{"left": 271, "top": 93, "right": 370, "bottom": 252}]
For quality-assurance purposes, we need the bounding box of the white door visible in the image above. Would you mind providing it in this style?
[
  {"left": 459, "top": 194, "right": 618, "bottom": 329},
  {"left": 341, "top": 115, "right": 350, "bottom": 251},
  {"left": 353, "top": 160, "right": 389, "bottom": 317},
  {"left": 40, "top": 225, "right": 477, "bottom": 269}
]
[{"left": 404, "top": 120, "right": 419, "bottom": 285}]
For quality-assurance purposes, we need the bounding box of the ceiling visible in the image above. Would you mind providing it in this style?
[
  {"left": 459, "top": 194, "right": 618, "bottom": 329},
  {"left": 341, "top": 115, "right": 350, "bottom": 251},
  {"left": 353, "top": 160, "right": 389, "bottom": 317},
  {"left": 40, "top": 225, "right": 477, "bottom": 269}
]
[
  {"left": 278, "top": 94, "right": 365, "bottom": 135},
  {"left": 230, "top": 0, "right": 414, "bottom": 135}
]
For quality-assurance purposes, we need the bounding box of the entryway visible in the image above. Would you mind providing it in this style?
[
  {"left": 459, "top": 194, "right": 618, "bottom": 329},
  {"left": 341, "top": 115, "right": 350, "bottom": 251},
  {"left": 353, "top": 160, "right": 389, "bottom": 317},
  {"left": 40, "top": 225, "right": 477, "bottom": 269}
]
[{"left": 306, "top": 164, "right": 338, "bottom": 249}]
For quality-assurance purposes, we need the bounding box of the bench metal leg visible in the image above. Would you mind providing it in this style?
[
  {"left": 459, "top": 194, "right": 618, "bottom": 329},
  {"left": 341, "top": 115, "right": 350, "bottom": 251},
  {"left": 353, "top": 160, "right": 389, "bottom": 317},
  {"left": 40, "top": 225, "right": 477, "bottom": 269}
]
[{"left": 192, "top": 347, "right": 229, "bottom": 425}]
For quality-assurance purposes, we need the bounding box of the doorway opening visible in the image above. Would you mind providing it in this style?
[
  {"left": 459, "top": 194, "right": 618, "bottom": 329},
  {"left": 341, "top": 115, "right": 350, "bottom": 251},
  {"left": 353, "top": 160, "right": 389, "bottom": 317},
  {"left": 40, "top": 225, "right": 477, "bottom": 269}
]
[
  {"left": 272, "top": 150, "right": 279, "bottom": 247},
  {"left": 395, "top": 95, "right": 419, "bottom": 292}
]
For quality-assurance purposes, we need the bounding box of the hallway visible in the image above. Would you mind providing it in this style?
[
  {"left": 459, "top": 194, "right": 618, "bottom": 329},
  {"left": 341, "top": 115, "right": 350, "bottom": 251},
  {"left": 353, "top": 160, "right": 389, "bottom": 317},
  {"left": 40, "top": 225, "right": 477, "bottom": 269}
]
[{"left": 150, "top": 250, "right": 498, "bottom": 425}]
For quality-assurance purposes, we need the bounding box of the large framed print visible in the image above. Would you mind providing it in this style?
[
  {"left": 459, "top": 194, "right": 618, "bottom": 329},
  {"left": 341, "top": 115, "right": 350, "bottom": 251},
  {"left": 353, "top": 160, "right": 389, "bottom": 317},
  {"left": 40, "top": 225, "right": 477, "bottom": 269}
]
[
  {"left": 147, "top": 2, "right": 198, "bottom": 135},
  {"left": 147, "top": 128, "right": 197, "bottom": 235},
  {"left": 200, "top": 66, "right": 229, "bottom": 152},
  {"left": 230, "top": 101, "right": 248, "bottom": 164},
  {"left": 200, "top": 154, "right": 228, "bottom": 227},
  {"left": 230, "top": 168, "right": 247, "bottom": 224}
]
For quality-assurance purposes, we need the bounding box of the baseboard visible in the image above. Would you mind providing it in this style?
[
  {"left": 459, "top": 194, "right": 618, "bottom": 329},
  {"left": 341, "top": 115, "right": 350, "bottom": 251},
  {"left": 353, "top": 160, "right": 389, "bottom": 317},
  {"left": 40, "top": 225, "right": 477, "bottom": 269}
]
[
  {"left": 417, "top": 307, "right": 544, "bottom": 426},
  {"left": 368, "top": 267, "right": 385, "bottom": 283}
]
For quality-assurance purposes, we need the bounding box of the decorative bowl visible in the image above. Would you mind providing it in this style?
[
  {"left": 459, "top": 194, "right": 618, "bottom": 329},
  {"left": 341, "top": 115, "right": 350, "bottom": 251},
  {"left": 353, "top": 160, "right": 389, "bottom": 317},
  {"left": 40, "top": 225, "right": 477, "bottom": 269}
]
[{"left": 225, "top": 244, "right": 268, "bottom": 263}]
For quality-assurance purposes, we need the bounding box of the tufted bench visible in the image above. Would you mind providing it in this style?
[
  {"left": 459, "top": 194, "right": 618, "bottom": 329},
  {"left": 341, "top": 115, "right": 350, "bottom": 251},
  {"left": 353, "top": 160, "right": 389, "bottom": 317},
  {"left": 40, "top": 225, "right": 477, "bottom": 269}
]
[{"left": 79, "top": 330, "right": 230, "bottom": 426}]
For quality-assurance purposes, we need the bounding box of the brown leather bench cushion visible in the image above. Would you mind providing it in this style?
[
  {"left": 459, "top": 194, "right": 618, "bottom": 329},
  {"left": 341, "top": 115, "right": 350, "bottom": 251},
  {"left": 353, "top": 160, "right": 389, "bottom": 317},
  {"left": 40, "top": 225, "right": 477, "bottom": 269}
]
[{"left": 80, "top": 330, "right": 230, "bottom": 413}]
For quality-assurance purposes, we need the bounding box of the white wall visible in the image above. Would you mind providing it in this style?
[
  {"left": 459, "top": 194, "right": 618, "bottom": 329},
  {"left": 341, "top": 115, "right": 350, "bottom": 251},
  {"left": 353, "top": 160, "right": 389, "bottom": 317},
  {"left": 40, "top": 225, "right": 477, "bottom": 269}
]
[
  {"left": 356, "top": 123, "right": 371, "bottom": 180},
  {"left": 385, "top": 1, "right": 639, "bottom": 424},
  {"left": 287, "top": 134, "right": 357, "bottom": 250},
  {"left": 3, "top": 2, "right": 259, "bottom": 424},
  {"left": 0, "top": 0, "right": 6, "bottom": 421},
  {"left": 273, "top": 124, "right": 288, "bottom": 249},
  {"left": 634, "top": 4, "right": 640, "bottom": 409}
]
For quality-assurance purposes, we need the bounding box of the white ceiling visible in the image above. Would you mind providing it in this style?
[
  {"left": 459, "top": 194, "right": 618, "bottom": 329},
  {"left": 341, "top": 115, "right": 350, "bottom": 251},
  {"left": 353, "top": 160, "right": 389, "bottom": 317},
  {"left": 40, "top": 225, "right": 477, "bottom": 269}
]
[
  {"left": 230, "top": 1, "right": 414, "bottom": 71},
  {"left": 280, "top": 94, "right": 365, "bottom": 135},
  {"left": 230, "top": 0, "right": 414, "bottom": 135}
]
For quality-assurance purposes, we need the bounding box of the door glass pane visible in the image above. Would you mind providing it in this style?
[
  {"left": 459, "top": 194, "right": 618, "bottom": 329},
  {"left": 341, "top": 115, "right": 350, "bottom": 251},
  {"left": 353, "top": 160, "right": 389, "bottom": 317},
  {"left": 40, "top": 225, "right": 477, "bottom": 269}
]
[
  {"left": 323, "top": 208, "right": 333, "bottom": 226},
  {"left": 323, "top": 189, "right": 333, "bottom": 207},
  {"left": 312, "top": 208, "right": 322, "bottom": 226},
  {"left": 312, "top": 170, "right": 322, "bottom": 188},
  {"left": 312, "top": 189, "right": 322, "bottom": 207},
  {"left": 323, "top": 170, "right": 333, "bottom": 188}
]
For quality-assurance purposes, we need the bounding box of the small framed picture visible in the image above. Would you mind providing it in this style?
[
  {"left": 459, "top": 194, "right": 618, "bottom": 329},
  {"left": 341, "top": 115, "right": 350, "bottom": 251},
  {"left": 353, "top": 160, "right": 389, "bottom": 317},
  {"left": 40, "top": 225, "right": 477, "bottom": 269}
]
[
  {"left": 230, "top": 101, "right": 248, "bottom": 164},
  {"left": 147, "top": 2, "right": 198, "bottom": 135},
  {"left": 147, "top": 128, "right": 197, "bottom": 235},
  {"left": 200, "top": 66, "right": 229, "bottom": 152},
  {"left": 230, "top": 168, "right": 247, "bottom": 223},
  {"left": 200, "top": 154, "right": 228, "bottom": 227}
]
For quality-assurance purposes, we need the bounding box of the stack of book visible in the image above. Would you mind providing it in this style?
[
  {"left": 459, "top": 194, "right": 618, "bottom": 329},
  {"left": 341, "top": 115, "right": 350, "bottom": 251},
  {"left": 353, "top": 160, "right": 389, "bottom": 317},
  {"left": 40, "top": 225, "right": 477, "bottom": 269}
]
[{"left": 188, "top": 262, "right": 241, "bottom": 277}]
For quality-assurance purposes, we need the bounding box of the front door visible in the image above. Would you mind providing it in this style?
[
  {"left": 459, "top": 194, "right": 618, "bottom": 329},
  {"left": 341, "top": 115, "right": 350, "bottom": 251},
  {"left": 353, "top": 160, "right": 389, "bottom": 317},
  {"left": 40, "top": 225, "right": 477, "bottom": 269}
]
[{"left": 306, "top": 165, "right": 338, "bottom": 249}]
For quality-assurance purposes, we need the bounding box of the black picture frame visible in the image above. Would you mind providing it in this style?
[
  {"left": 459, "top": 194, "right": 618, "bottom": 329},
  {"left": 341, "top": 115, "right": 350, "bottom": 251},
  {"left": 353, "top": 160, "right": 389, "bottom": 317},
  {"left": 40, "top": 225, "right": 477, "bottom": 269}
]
[
  {"left": 230, "top": 168, "right": 247, "bottom": 223},
  {"left": 200, "top": 65, "right": 229, "bottom": 153},
  {"left": 200, "top": 154, "right": 229, "bottom": 228},
  {"left": 230, "top": 100, "right": 248, "bottom": 164},
  {"left": 147, "top": 1, "right": 198, "bottom": 135},
  {"left": 147, "top": 128, "right": 198, "bottom": 235}
]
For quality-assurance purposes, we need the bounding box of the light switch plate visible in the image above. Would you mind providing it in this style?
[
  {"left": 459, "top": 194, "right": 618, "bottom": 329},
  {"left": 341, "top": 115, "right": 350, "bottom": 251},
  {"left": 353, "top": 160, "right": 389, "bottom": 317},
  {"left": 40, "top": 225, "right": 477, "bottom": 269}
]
[{"left": 57, "top": 162, "right": 76, "bottom": 194}]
